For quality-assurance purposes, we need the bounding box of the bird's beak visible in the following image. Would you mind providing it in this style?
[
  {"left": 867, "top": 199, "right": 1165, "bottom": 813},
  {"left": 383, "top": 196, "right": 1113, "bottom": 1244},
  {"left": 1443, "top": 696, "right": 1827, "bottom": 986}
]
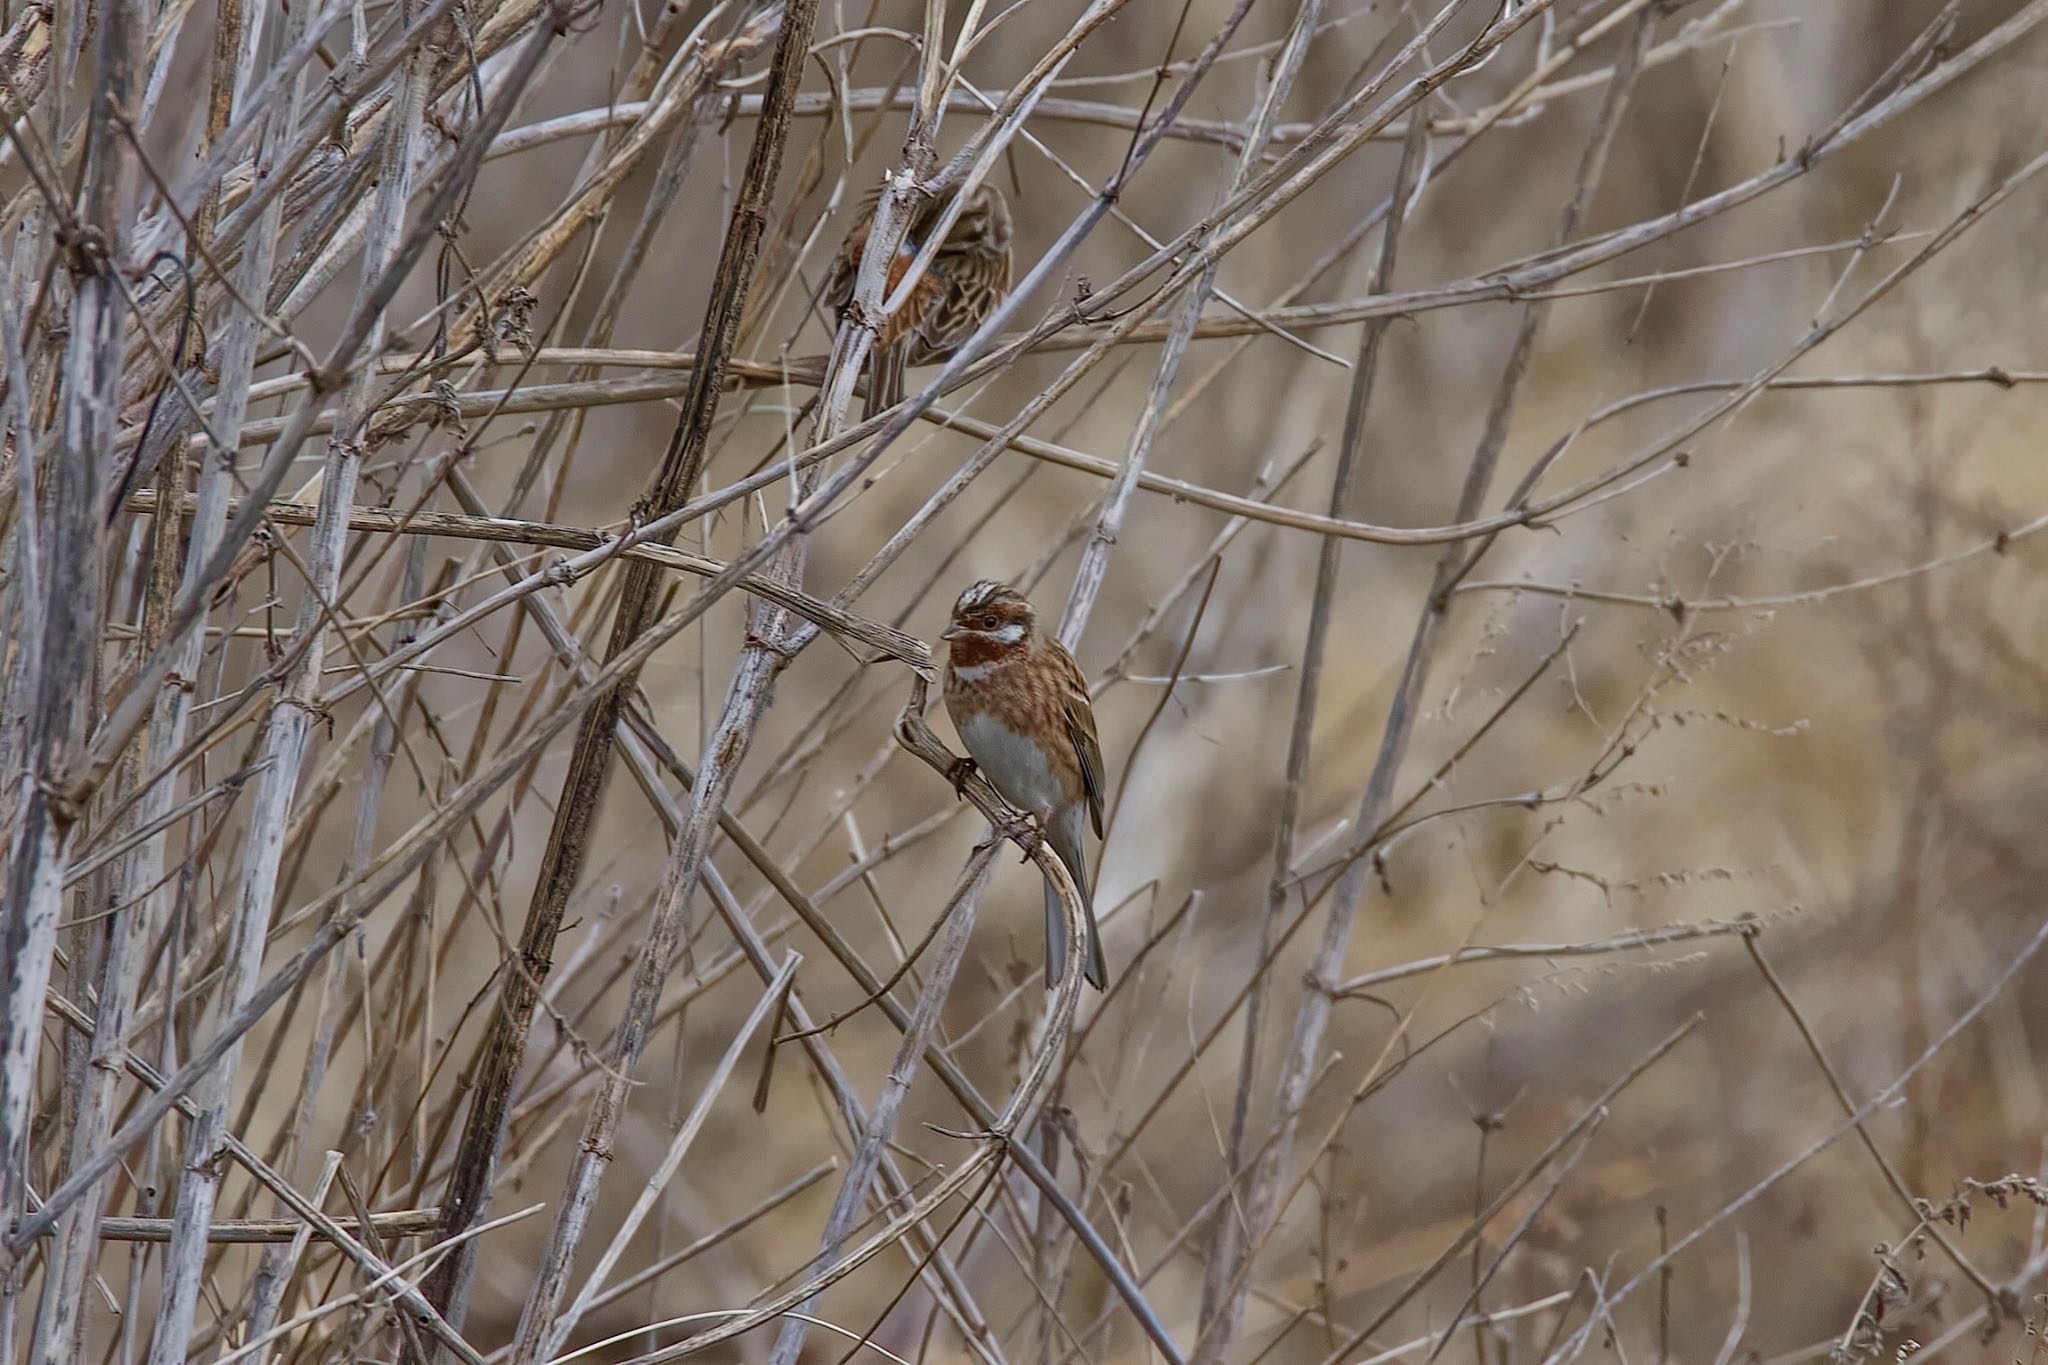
[{"left": 939, "top": 622, "right": 964, "bottom": 641}]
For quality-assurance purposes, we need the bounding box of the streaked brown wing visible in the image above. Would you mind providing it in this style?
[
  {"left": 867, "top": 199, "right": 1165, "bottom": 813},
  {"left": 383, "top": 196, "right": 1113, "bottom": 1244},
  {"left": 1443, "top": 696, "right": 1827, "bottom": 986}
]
[
  {"left": 1049, "top": 639, "right": 1106, "bottom": 839},
  {"left": 909, "top": 250, "right": 1010, "bottom": 364}
]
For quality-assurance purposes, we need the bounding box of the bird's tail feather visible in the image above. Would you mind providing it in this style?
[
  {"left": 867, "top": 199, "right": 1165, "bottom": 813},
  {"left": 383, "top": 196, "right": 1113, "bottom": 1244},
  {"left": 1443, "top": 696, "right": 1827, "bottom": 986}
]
[
  {"left": 1044, "top": 881, "right": 1107, "bottom": 991},
  {"left": 864, "top": 345, "right": 907, "bottom": 421},
  {"left": 1043, "top": 824, "right": 1106, "bottom": 990}
]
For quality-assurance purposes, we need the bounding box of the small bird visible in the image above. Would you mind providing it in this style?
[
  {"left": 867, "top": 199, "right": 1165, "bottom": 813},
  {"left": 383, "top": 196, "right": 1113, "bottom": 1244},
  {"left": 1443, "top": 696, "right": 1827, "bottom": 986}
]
[
  {"left": 824, "top": 183, "right": 1013, "bottom": 418},
  {"left": 941, "top": 580, "right": 1107, "bottom": 990}
]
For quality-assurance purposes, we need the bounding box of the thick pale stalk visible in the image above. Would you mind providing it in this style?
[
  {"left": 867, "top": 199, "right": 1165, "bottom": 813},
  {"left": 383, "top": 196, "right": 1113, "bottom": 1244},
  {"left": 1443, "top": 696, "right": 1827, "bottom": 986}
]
[
  {"left": 0, "top": 0, "right": 137, "bottom": 1299},
  {"left": 144, "top": 11, "right": 427, "bottom": 1360},
  {"left": 31, "top": 2, "right": 298, "bottom": 1352}
]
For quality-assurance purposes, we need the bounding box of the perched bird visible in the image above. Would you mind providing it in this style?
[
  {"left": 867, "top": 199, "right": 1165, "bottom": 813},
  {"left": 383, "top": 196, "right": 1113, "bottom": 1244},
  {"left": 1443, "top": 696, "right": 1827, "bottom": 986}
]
[
  {"left": 941, "top": 580, "right": 1107, "bottom": 990},
  {"left": 824, "top": 183, "right": 1013, "bottom": 417}
]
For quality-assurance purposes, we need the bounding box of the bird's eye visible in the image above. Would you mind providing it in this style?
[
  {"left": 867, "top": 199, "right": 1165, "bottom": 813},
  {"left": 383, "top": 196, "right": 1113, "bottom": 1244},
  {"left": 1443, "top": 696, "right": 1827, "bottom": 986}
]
[{"left": 982, "top": 615, "right": 998, "bottom": 629}]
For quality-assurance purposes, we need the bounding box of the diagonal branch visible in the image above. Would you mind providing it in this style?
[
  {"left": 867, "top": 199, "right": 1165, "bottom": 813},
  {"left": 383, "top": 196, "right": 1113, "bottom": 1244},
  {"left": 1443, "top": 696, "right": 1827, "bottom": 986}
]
[
  {"left": 1197, "top": 10, "right": 1662, "bottom": 1358},
  {"left": 423, "top": 0, "right": 814, "bottom": 1329}
]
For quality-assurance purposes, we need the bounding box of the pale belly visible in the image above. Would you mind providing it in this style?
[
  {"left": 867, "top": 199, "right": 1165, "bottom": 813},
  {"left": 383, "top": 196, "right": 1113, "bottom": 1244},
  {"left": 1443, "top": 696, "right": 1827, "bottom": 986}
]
[{"left": 955, "top": 711, "right": 1065, "bottom": 817}]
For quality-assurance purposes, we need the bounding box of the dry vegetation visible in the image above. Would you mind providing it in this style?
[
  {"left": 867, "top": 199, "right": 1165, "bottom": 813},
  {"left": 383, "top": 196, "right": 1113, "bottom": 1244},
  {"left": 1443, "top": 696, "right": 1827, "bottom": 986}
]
[{"left": 5, "top": 0, "right": 2048, "bottom": 1362}]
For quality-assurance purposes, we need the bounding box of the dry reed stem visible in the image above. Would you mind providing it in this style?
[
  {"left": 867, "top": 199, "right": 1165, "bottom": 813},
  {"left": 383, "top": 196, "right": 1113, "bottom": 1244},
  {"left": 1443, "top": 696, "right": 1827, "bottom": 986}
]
[
  {"left": 427, "top": 0, "right": 816, "bottom": 1325},
  {"left": 1199, "top": 109, "right": 1427, "bottom": 1340},
  {"left": 1199, "top": 12, "right": 1662, "bottom": 1357}
]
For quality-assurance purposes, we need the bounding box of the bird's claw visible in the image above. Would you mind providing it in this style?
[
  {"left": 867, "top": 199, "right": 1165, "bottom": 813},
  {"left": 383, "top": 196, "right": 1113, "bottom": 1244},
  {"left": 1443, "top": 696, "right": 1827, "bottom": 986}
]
[
  {"left": 999, "top": 812, "right": 1045, "bottom": 863},
  {"left": 946, "top": 755, "right": 978, "bottom": 800}
]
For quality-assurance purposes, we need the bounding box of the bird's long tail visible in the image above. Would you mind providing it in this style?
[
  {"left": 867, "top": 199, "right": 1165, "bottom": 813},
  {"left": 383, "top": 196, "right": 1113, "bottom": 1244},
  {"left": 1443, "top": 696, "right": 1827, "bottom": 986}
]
[
  {"left": 1043, "top": 815, "right": 1106, "bottom": 990},
  {"left": 863, "top": 344, "right": 907, "bottom": 422}
]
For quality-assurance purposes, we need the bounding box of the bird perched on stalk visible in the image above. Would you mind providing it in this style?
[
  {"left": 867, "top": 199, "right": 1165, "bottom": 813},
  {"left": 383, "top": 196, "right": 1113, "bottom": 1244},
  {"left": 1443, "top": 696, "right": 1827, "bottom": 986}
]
[
  {"left": 824, "top": 182, "right": 1012, "bottom": 419},
  {"left": 941, "top": 580, "right": 1107, "bottom": 990}
]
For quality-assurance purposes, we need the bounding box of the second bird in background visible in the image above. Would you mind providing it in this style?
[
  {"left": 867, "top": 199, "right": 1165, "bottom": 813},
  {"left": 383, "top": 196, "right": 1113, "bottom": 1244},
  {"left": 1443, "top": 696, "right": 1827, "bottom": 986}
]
[
  {"left": 941, "top": 580, "right": 1109, "bottom": 990},
  {"left": 825, "top": 183, "right": 1013, "bottom": 418}
]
